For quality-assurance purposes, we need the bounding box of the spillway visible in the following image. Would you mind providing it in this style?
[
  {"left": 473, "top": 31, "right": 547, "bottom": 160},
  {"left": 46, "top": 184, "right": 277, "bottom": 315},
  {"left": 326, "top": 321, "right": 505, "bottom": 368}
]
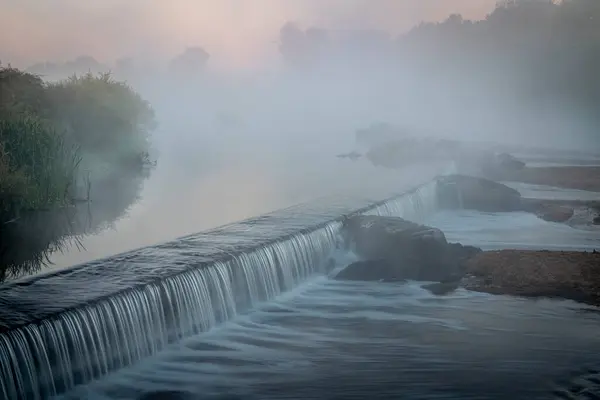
[{"left": 0, "top": 180, "right": 439, "bottom": 400}]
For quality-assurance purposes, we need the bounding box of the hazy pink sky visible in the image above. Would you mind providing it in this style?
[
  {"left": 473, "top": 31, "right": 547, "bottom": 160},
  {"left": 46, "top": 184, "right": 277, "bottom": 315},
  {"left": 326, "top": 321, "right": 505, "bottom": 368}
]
[{"left": 0, "top": 0, "right": 497, "bottom": 70}]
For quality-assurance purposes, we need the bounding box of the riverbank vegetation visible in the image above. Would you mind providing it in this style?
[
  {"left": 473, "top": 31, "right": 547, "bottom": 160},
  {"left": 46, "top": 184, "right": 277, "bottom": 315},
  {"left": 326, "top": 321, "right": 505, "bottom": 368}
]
[
  {"left": 281, "top": 0, "right": 600, "bottom": 136},
  {"left": 0, "top": 65, "right": 156, "bottom": 225}
]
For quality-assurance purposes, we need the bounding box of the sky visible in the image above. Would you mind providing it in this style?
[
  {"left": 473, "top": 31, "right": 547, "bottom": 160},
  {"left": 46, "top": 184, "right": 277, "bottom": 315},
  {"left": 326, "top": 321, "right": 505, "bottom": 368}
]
[{"left": 0, "top": 0, "right": 497, "bottom": 70}]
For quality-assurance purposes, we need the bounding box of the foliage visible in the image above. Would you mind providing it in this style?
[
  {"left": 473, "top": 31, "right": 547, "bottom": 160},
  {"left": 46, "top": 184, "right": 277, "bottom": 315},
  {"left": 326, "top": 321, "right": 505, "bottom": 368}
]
[
  {"left": 0, "top": 114, "right": 80, "bottom": 218},
  {"left": 279, "top": 0, "right": 600, "bottom": 123},
  {"left": 0, "top": 65, "right": 156, "bottom": 224},
  {"left": 46, "top": 72, "right": 156, "bottom": 158}
]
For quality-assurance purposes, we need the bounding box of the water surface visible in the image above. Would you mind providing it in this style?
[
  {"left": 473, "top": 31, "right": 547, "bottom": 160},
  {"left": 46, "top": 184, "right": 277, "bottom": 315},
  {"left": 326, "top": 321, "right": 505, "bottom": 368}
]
[{"left": 58, "top": 209, "right": 600, "bottom": 400}]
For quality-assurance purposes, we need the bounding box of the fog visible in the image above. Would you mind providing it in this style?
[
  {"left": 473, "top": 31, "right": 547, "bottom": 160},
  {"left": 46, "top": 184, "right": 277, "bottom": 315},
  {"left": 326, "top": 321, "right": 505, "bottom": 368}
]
[
  {"left": 3, "top": 0, "right": 599, "bottom": 270},
  {"left": 1, "top": 0, "right": 495, "bottom": 69}
]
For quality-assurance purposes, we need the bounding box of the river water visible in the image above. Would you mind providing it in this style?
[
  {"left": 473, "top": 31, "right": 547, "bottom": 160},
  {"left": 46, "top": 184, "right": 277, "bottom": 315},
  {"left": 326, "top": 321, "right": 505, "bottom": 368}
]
[
  {"left": 55, "top": 205, "right": 600, "bottom": 400},
  {"left": 42, "top": 149, "right": 447, "bottom": 273}
]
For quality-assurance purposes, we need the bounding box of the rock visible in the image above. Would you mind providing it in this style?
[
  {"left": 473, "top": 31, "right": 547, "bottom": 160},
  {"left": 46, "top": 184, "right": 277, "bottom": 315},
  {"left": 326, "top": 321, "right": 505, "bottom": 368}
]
[
  {"left": 484, "top": 153, "right": 526, "bottom": 175},
  {"left": 594, "top": 216, "right": 600, "bottom": 225},
  {"left": 462, "top": 250, "right": 600, "bottom": 306},
  {"left": 437, "top": 174, "right": 522, "bottom": 212},
  {"left": 535, "top": 204, "right": 574, "bottom": 223},
  {"left": 335, "top": 259, "right": 406, "bottom": 282},
  {"left": 422, "top": 281, "right": 460, "bottom": 296},
  {"left": 340, "top": 215, "right": 482, "bottom": 282},
  {"left": 497, "top": 153, "right": 526, "bottom": 169}
]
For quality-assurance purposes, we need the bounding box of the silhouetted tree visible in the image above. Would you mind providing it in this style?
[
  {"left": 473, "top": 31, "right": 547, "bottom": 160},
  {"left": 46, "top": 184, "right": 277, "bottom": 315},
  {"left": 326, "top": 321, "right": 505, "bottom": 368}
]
[{"left": 169, "top": 47, "right": 210, "bottom": 76}]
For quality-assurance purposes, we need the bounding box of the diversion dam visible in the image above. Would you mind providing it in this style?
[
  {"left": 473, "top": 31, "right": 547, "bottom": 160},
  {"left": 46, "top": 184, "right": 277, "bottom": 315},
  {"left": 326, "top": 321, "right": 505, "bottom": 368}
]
[{"left": 0, "top": 179, "right": 440, "bottom": 400}]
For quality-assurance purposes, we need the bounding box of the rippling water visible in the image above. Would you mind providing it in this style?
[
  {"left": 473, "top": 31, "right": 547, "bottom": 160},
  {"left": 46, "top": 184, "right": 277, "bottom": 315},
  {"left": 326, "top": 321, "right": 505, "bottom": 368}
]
[{"left": 57, "top": 210, "right": 600, "bottom": 400}]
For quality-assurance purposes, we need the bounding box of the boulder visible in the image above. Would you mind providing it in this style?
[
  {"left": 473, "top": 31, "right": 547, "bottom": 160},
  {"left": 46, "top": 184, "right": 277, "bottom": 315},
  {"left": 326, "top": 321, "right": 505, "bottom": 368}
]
[
  {"left": 594, "top": 216, "right": 600, "bottom": 225},
  {"left": 422, "top": 281, "right": 460, "bottom": 296},
  {"left": 437, "top": 174, "right": 522, "bottom": 212},
  {"left": 338, "top": 215, "right": 482, "bottom": 282},
  {"left": 534, "top": 204, "right": 574, "bottom": 223},
  {"left": 335, "top": 259, "right": 405, "bottom": 282},
  {"left": 482, "top": 153, "right": 526, "bottom": 176}
]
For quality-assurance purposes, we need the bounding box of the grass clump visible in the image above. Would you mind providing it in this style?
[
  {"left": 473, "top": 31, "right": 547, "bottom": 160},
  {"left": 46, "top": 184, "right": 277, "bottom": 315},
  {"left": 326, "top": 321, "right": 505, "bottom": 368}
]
[{"left": 0, "top": 115, "right": 80, "bottom": 217}]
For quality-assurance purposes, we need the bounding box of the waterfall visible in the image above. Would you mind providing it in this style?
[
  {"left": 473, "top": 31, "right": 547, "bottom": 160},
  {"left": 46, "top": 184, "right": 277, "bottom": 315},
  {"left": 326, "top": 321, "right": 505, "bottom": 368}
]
[
  {"left": 364, "top": 180, "right": 438, "bottom": 222},
  {"left": 0, "top": 180, "right": 441, "bottom": 400}
]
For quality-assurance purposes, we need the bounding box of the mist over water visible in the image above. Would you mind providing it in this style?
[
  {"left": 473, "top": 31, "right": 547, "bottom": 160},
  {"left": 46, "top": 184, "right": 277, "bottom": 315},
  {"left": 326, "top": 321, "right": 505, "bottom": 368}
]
[{"left": 2, "top": 2, "right": 600, "bottom": 399}]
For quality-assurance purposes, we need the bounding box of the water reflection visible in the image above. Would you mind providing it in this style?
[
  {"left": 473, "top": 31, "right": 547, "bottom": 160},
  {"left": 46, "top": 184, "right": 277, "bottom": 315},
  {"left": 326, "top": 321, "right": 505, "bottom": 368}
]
[{"left": 0, "top": 169, "right": 150, "bottom": 282}]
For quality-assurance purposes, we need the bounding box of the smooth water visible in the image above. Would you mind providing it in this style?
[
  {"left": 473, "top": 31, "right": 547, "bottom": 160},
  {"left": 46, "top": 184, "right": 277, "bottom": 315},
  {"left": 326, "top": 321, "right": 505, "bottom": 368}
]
[{"left": 43, "top": 153, "right": 448, "bottom": 272}]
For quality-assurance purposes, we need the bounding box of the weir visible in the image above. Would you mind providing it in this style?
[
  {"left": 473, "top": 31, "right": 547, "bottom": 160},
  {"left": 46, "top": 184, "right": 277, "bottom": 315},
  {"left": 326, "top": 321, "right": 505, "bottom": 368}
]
[{"left": 0, "top": 180, "right": 440, "bottom": 400}]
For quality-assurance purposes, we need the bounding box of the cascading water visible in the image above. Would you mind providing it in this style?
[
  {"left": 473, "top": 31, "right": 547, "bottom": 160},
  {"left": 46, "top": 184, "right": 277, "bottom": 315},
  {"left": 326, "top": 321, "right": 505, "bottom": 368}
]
[
  {"left": 364, "top": 179, "right": 438, "bottom": 222},
  {"left": 0, "top": 180, "right": 441, "bottom": 400}
]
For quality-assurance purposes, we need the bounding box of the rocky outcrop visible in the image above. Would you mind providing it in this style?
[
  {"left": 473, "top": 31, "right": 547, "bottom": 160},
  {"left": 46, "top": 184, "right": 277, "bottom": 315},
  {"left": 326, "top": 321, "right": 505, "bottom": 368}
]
[
  {"left": 521, "top": 198, "right": 600, "bottom": 226},
  {"left": 335, "top": 216, "right": 600, "bottom": 306},
  {"left": 533, "top": 204, "right": 575, "bottom": 223},
  {"left": 336, "top": 215, "right": 481, "bottom": 282},
  {"left": 480, "top": 152, "right": 526, "bottom": 178},
  {"left": 335, "top": 259, "right": 405, "bottom": 282},
  {"left": 437, "top": 174, "right": 522, "bottom": 212},
  {"left": 462, "top": 250, "right": 600, "bottom": 306}
]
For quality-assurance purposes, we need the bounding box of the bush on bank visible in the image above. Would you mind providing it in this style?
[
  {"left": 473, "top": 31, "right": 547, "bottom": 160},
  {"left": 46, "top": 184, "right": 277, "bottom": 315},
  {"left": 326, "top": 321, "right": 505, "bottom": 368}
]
[{"left": 0, "top": 65, "right": 156, "bottom": 222}]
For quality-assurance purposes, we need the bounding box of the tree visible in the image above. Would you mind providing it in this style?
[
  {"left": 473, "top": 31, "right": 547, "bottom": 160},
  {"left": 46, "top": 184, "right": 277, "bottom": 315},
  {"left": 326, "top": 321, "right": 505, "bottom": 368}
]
[{"left": 169, "top": 47, "right": 210, "bottom": 75}]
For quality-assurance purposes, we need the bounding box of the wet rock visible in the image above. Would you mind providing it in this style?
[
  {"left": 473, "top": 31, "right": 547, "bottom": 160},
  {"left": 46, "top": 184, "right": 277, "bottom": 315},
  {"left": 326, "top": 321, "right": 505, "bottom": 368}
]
[
  {"left": 496, "top": 153, "right": 526, "bottom": 170},
  {"left": 437, "top": 174, "right": 522, "bottom": 212},
  {"left": 535, "top": 204, "right": 575, "bottom": 223},
  {"left": 422, "top": 281, "right": 460, "bottom": 296},
  {"left": 594, "top": 216, "right": 600, "bottom": 225},
  {"left": 335, "top": 259, "right": 406, "bottom": 282},
  {"left": 462, "top": 250, "right": 600, "bottom": 306},
  {"left": 481, "top": 153, "right": 526, "bottom": 177},
  {"left": 340, "top": 215, "right": 482, "bottom": 282}
]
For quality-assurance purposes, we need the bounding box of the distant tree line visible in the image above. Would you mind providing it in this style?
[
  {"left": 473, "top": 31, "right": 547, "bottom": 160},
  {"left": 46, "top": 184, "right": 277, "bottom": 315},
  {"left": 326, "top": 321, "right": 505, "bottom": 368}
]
[{"left": 278, "top": 0, "right": 600, "bottom": 126}]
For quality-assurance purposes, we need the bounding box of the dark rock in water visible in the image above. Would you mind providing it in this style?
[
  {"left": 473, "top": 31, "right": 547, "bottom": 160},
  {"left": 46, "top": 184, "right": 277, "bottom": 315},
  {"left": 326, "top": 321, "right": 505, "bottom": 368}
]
[
  {"left": 594, "top": 215, "right": 600, "bottom": 225},
  {"left": 340, "top": 215, "right": 482, "bottom": 282},
  {"left": 335, "top": 259, "right": 406, "bottom": 282},
  {"left": 494, "top": 153, "right": 526, "bottom": 171},
  {"left": 138, "top": 390, "right": 194, "bottom": 400},
  {"left": 476, "top": 152, "right": 526, "bottom": 178},
  {"left": 534, "top": 204, "right": 574, "bottom": 223},
  {"left": 422, "top": 281, "right": 460, "bottom": 295},
  {"left": 437, "top": 174, "right": 522, "bottom": 212}
]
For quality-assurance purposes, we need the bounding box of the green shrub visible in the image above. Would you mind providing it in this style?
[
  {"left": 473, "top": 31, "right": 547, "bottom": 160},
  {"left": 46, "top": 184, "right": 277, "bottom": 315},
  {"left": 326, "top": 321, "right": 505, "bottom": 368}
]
[
  {"left": 47, "top": 72, "right": 156, "bottom": 161},
  {"left": 0, "top": 65, "right": 52, "bottom": 120},
  {"left": 0, "top": 66, "right": 156, "bottom": 223},
  {"left": 0, "top": 114, "right": 80, "bottom": 219}
]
